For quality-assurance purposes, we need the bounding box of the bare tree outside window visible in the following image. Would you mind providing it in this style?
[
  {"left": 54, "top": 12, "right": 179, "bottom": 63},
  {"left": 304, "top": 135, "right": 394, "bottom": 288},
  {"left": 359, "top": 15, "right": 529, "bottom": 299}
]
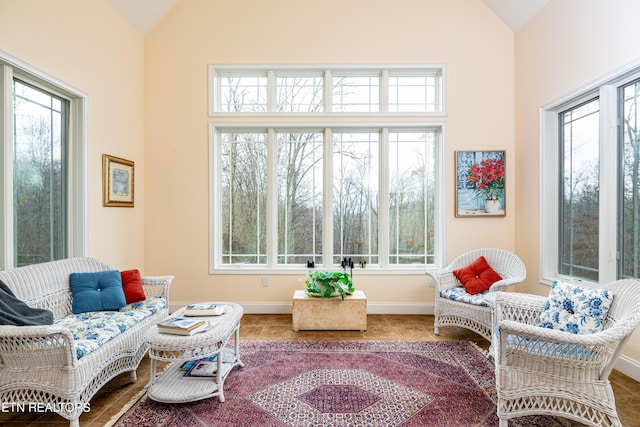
[
  {"left": 13, "top": 80, "right": 67, "bottom": 267},
  {"left": 332, "top": 132, "right": 379, "bottom": 265},
  {"left": 277, "top": 132, "right": 323, "bottom": 265},
  {"left": 559, "top": 99, "right": 600, "bottom": 281},
  {"left": 389, "top": 131, "right": 437, "bottom": 265},
  {"left": 621, "top": 80, "right": 640, "bottom": 279},
  {"left": 220, "top": 132, "right": 267, "bottom": 264}
]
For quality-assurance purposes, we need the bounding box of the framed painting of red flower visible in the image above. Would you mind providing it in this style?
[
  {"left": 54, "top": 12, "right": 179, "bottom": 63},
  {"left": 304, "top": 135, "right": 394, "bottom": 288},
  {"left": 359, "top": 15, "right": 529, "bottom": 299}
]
[{"left": 455, "top": 150, "right": 505, "bottom": 217}]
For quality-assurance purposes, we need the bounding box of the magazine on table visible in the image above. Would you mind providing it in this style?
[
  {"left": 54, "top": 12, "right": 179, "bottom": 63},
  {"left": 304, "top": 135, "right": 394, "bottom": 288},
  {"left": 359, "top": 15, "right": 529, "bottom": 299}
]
[
  {"left": 179, "top": 360, "right": 197, "bottom": 371},
  {"left": 179, "top": 355, "right": 218, "bottom": 371},
  {"left": 182, "top": 355, "right": 219, "bottom": 378},
  {"left": 183, "top": 303, "right": 228, "bottom": 317}
]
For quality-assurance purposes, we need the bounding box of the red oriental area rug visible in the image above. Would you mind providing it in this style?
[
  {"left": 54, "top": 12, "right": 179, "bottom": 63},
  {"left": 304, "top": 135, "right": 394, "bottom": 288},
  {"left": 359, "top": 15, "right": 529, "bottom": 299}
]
[{"left": 110, "top": 340, "right": 566, "bottom": 427}]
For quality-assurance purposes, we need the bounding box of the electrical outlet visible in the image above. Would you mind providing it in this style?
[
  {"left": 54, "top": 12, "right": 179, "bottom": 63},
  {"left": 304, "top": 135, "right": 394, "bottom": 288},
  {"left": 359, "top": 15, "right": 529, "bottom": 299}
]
[{"left": 262, "top": 277, "right": 269, "bottom": 287}]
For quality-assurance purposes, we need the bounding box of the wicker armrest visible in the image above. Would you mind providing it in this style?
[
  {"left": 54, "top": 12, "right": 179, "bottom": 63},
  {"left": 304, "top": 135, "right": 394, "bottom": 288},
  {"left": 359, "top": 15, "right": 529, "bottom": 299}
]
[
  {"left": 494, "top": 291, "right": 547, "bottom": 324},
  {"left": 498, "top": 319, "right": 624, "bottom": 347},
  {"left": 496, "top": 319, "right": 629, "bottom": 369},
  {"left": 425, "top": 269, "right": 459, "bottom": 291},
  {"left": 0, "top": 325, "right": 77, "bottom": 368},
  {"left": 141, "top": 275, "right": 174, "bottom": 300},
  {"left": 487, "top": 276, "right": 526, "bottom": 292}
]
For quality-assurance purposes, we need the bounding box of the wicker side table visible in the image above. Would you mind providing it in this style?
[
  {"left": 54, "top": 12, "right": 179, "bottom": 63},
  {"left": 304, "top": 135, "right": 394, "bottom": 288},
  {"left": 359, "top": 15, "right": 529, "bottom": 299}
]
[{"left": 144, "top": 302, "right": 243, "bottom": 403}]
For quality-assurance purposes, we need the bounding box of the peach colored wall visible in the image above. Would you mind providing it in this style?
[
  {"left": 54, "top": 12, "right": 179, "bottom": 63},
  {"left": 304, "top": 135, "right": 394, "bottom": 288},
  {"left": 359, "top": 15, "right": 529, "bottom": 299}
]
[
  {"left": 144, "top": 0, "right": 516, "bottom": 306},
  {"left": 515, "top": 0, "right": 640, "bottom": 359},
  {"left": 0, "top": 0, "right": 145, "bottom": 270}
]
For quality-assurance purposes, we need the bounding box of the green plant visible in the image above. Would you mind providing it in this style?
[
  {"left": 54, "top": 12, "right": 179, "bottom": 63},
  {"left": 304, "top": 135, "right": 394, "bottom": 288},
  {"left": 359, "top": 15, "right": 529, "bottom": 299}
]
[{"left": 305, "top": 271, "right": 354, "bottom": 300}]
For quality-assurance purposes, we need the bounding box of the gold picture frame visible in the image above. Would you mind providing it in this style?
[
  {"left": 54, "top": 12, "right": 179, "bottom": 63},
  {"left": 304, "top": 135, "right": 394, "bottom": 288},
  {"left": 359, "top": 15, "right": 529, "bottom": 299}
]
[{"left": 103, "top": 154, "right": 134, "bottom": 207}]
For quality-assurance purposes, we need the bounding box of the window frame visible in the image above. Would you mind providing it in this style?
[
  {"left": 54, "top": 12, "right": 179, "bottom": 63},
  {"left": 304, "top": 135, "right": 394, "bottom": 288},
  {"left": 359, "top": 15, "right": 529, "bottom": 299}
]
[
  {"left": 209, "top": 64, "right": 446, "bottom": 117},
  {"left": 557, "top": 97, "right": 601, "bottom": 281},
  {"left": 540, "top": 60, "right": 640, "bottom": 286},
  {"left": 0, "top": 50, "right": 87, "bottom": 270},
  {"left": 208, "top": 64, "right": 447, "bottom": 275}
]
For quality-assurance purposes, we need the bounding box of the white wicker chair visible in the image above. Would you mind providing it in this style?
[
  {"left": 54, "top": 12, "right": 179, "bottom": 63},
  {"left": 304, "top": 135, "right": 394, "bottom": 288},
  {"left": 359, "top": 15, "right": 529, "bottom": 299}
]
[
  {"left": 493, "top": 279, "right": 640, "bottom": 427},
  {"left": 426, "top": 248, "right": 526, "bottom": 341}
]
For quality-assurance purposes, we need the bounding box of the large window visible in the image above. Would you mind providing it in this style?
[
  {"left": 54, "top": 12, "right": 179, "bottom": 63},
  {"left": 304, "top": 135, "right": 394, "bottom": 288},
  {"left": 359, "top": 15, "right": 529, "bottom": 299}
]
[
  {"left": 541, "top": 62, "right": 640, "bottom": 284},
  {"left": 0, "top": 53, "right": 87, "bottom": 269},
  {"left": 559, "top": 99, "right": 600, "bottom": 281},
  {"left": 210, "top": 66, "right": 445, "bottom": 272},
  {"left": 13, "top": 80, "right": 67, "bottom": 266},
  {"left": 620, "top": 79, "right": 640, "bottom": 279}
]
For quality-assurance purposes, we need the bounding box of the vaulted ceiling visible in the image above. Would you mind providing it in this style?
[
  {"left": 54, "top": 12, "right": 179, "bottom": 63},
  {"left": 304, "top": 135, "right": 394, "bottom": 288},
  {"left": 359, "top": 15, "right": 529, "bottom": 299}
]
[{"left": 108, "top": 0, "right": 549, "bottom": 35}]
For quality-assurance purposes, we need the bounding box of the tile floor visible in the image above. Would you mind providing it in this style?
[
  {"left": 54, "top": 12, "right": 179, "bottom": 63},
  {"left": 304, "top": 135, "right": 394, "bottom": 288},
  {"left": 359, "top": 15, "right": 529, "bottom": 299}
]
[{"left": 1, "top": 314, "right": 640, "bottom": 426}]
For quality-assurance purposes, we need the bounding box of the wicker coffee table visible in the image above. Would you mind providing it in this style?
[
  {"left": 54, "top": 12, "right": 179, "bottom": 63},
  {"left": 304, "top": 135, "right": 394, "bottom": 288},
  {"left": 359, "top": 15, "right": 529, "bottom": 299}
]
[{"left": 144, "top": 302, "right": 243, "bottom": 403}]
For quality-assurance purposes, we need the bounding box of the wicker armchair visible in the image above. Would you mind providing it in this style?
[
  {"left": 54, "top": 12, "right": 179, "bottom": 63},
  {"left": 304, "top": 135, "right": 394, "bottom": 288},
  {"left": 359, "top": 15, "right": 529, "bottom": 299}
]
[
  {"left": 493, "top": 279, "right": 640, "bottom": 427},
  {"left": 426, "top": 248, "right": 526, "bottom": 341}
]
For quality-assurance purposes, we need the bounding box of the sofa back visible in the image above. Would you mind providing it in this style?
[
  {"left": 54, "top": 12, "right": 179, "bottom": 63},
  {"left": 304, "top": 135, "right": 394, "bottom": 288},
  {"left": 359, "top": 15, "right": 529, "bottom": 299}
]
[{"left": 0, "top": 257, "right": 113, "bottom": 318}]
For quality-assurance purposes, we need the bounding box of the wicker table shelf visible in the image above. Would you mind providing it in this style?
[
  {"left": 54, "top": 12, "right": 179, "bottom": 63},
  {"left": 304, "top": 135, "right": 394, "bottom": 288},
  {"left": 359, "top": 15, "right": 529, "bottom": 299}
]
[{"left": 144, "top": 302, "right": 243, "bottom": 403}]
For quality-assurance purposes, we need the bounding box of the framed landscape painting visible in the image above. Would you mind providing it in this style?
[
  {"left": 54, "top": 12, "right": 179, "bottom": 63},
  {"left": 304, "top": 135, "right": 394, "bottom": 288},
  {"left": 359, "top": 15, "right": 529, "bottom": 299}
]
[
  {"left": 455, "top": 150, "right": 505, "bottom": 217},
  {"left": 103, "top": 154, "right": 134, "bottom": 207}
]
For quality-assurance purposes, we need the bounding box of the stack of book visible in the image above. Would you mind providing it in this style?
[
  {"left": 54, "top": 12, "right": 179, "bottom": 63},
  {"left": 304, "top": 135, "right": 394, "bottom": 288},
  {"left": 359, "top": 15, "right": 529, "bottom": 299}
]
[
  {"left": 156, "top": 317, "right": 210, "bottom": 336},
  {"left": 183, "top": 303, "right": 228, "bottom": 317}
]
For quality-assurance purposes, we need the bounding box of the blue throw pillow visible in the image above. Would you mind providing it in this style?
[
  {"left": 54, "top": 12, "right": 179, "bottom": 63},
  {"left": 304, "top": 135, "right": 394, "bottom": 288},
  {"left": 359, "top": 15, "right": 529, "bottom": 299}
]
[
  {"left": 70, "top": 270, "right": 127, "bottom": 314},
  {"left": 537, "top": 280, "right": 613, "bottom": 334}
]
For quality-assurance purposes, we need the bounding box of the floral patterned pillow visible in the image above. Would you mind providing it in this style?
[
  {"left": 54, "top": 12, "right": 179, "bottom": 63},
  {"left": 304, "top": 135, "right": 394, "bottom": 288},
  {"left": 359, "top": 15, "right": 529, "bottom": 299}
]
[{"left": 537, "top": 280, "right": 613, "bottom": 334}]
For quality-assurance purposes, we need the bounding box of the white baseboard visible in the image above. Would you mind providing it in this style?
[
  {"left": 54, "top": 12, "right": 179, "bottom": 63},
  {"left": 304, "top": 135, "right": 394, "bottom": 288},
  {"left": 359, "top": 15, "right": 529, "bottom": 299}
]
[
  {"left": 167, "top": 301, "right": 640, "bottom": 381},
  {"left": 614, "top": 353, "right": 640, "bottom": 383}
]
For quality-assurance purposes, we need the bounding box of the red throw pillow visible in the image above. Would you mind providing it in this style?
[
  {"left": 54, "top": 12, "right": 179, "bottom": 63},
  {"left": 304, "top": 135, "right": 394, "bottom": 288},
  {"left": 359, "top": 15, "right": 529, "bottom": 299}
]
[
  {"left": 120, "top": 269, "right": 146, "bottom": 304},
  {"left": 452, "top": 256, "right": 502, "bottom": 295}
]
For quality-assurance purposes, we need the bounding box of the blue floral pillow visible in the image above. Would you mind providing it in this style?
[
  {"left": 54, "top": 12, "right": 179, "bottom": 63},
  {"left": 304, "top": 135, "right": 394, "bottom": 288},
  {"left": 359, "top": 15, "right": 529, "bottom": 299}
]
[{"left": 537, "top": 280, "right": 613, "bottom": 334}]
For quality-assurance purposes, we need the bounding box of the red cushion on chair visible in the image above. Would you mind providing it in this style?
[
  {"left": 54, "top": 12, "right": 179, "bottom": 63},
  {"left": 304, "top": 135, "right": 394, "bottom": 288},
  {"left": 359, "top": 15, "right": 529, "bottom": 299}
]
[
  {"left": 120, "top": 269, "right": 146, "bottom": 304},
  {"left": 452, "top": 256, "right": 502, "bottom": 295}
]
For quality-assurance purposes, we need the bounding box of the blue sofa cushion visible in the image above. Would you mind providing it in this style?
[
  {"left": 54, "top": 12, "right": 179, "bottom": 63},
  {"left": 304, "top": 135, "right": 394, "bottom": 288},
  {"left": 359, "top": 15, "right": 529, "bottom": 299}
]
[{"left": 70, "top": 270, "right": 126, "bottom": 314}]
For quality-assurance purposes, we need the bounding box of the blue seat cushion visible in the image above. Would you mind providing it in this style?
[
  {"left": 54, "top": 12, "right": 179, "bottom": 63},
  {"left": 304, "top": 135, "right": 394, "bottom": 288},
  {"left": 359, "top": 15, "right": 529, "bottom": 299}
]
[
  {"left": 55, "top": 296, "right": 166, "bottom": 359},
  {"left": 440, "top": 287, "right": 490, "bottom": 307}
]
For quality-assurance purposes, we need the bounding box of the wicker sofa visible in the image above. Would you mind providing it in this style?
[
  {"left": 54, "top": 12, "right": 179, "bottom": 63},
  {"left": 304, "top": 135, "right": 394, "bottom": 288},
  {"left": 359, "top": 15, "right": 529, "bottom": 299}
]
[{"left": 0, "top": 257, "right": 173, "bottom": 427}]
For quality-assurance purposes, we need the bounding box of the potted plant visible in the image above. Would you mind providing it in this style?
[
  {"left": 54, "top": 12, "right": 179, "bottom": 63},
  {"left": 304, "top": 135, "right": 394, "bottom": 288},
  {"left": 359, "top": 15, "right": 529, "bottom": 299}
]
[
  {"left": 467, "top": 157, "right": 505, "bottom": 213},
  {"left": 305, "top": 270, "right": 354, "bottom": 300}
]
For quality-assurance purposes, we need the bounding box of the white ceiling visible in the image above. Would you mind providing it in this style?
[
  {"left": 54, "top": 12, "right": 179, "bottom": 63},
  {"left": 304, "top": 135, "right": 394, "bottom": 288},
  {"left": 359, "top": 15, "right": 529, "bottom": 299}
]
[
  {"left": 481, "top": 0, "right": 549, "bottom": 32},
  {"left": 108, "top": 0, "right": 179, "bottom": 35},
  {"left": 108, "top": 0, "right": 549, "bottom": 36}
]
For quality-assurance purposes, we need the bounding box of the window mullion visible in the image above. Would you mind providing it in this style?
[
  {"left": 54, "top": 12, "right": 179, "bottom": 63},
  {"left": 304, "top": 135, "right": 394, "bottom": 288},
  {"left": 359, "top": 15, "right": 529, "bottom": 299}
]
[
  {"left": 267, "top": 128, "right": 278, "bottom": 267},
  {"left": 599, "top": 85, "right": 617, "bottom": 283},
  {"left": 379, "top": 128, "right": 390, "bottom": 268},
  {"left": 267, "top": 71, "right": 276, "bottom": 112},
  {"left": 324, "top": 70, "right": 332, "bottom": 113},
  {"left": 323, "top": 128, "right": 333, "bottom": 267},
  {"left": 381, "top": 70, "right": 389, "bottom": 113}
]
